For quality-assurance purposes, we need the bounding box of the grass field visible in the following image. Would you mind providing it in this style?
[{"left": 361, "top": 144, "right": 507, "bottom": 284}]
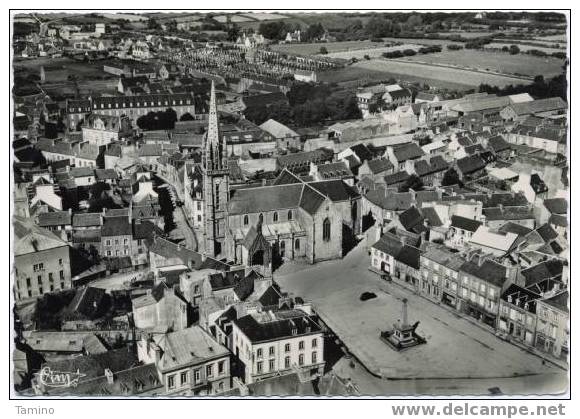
[
  {"left": 271, "top": 40, "right": 387, "bottom": 56},
  {"left": 319, "top": 59, "right": 535, "bottom": 90},
  {"left": 399, "top": 49, "right": 565, "bottom": 78},
  {"left": 325, "top": 43, "right": 424, "bottom": 60}
]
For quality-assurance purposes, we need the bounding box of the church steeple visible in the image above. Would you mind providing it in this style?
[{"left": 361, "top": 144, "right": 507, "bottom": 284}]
[{"left": 204, "top": 81, "right": 226, "bottom": 172}]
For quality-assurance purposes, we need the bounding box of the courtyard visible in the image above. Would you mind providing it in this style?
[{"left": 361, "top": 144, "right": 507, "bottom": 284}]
[{"left": 274, "top": 230, "right": 566, "bottom": 389}]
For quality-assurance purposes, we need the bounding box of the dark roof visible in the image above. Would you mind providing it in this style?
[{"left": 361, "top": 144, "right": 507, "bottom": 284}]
[
  {"left": 488, "top": 135, "right": 511, "bottom": 153},
  {"left": 309, "top": 180, "right": 360, "bottom": 202},
  {"left": 484, "top": 192, "right": 528, "bottom": 208},
  {"left": 500, "top": 284, "right": 540, "bottom": 314},
  {"left": 101, "top": 216, "right": 132, "bottom": 237},
  {"left": 299, "top": 184, "right": 326, "bottom": 215},
  {"left": 549, "top": 214, "right": 567, "bottom": 228},
  {"left": 460, "top": 259, "right": 508, "bottom": 287},
  {"left": 451, "top": 215, "right": 482, "bottom": 232},
  {"left": 66, "top": 287, "right": 106, "bottom": 320},
  {"left": 365, "top": 158, "right": 393, "bottom": 174},
  {"left": 399, "top": 206, "right": 424, "bottom": 232},
  {"left": 95, "top": 169, "right": 119, "bottom": 181},
  {"left": 38, "top": 211, "right": 72, "bottom": 227},
  {"left": 388, "top": 88, "right": 412, "bottom": 100},
  {"left": 543, "top": 198, "right": 567, "bottom": 215},
  {"left": 421, "top": 207, "right": 443, "bottom": 227},
  {"left": 541, "top": 291, "right": 568, "bottom": 314},
  {"left": 72, "top": 212, "right": 102, "bottom": 227},
  {"left": 372, "top": 232, "right": 403, "bottom": 256},
  {"left": 392, "top": 143, "right": 424, "bottom": 162},
  {"left": 209, "top": 268, "right": 246, "bottom": 291},
  {"left": 132, "top": 220, "right": 162, "bottom": 240},
  {"left": 498, "top": 222, "right": 533, "bottom": 237},
  {"left": 483, "top": 206, "right": 534, "bottom": 221},
  {"left": 350, "top": 143, "right": 373, "bottom": 162},
  {"left": 535, "top": 223, "right": 558, "bottom": 242},
  {"left": 457, "top": 154, "right": 486, "bottom": 175},
  {"left": 530, "top": 173, "right": 548, "bottom": 194},
  {"left": 384, "top": 171, "right": 410, "bottom": 185},
  {"left": 365, "top": 189, "right": 413, "bottom": 211},
  {"left": 395, "top": 245, "right": 421, "bottom": 270},
  {"left": 521, "top": 260, "right": 563, "bottom": 287},
  {"left": 234, "top": 311, "right": 321, "bottom": 343}
]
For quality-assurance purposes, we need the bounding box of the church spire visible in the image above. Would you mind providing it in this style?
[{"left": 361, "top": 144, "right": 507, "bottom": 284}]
[{"left": 204, "top": 80, "right": 225, "bottom": 171}]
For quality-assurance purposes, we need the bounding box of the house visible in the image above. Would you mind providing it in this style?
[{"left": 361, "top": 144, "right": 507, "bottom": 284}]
[
  {"left": 500, "top": 97, "right": 567, "bottom": 123},
  {"left": 458, "top": 256, "right": 509, "bottom": 327},
  {"left": 448, "top": 215, "right": 482, "bottom": 249},
  {"left": 137, "top": 326, "right": 231, "bottom": 395},
  {"left": 385, "top": 143, "right": 425, "bottom": 171},
  {"left": 101, "top": 215, "right": 133, "bottom": 260},
  {"left": 259, "top": 119, "right": 301, "bottom": 150},
  {"left": 469, "top": 226, "right": 518, "bottom": 257},
  {"left": 419, "top": 243, "right": 466, "bottom": 309},
  {"left": 231, "top": 309, "right": 324, "bottom": 384},
  {"left": 455, "top": 154, "right": 486, "bottom": 180},
  {"left": 498, "top": 284, "right": 540, "bottom": 346},
  {"left": 37, "top": 210, "right": 73, "bottom": 241},
  {"left": 275, "top": 148, "right": 333, "bottom": 174},
  {"left": 309, "top": 161, "right": 355, "bottom": 185},
  {"left": 14, "top": 217, "right": 72, "bottom": 301},
  {"left": 511, "top": 173, "right": 549, "bottom": 204},
  {"left": 383, "top": 88, "right": 413, "bottom": 107},
  {"left": 132, "top": 282, "right": 190, "bottom": 332},
  {"left": 539, "top": 198, "right": 567, "bottom": 235},
  {"left": 411, "top": 156, "right": 448, "bottom": 187},
  {"left": 535, "top": 291, "right": 569, "bottom": 360},
  {"left": 415, "top": 92, "right": 441, "bottom": 103},
  {"left": 357, "top": 158, "right": 394, "bottom": 183},
  {"left": 483, "top": 206, "right": 535, "bottom": 230},
  {"left": 294, "top": 69, "right": 317, "bottom": 83}
]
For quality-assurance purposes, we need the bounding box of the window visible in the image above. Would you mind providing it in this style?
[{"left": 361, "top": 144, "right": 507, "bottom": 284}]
[
  {"left": 107, "top": 251, "right": 112, "bottom": 256},
  {"left": 257, "top": 361, "right": 263, "bottom": 374},
  {"left": 180, "top": 371, "right": 188, "bottom": 386},
  {"left": 215, "top": 184, "right": 220, "bottom": 209},
  {"left": 269, "top": 359, "right": 275, "bottom": 372},
  {"left": 322, "top": 218, "right": 331, "bottom": 241},
  {"left": 295, "top": 238, "right": 300, "bottom": 251},
  {"left": 48, "top": 273, "right": 53, "bottom": 282},
  {"left": 284, "top": 356, "right": 291, "bottom": 369},
  {"left": 197, "top": 201, "right": 201, "bottom": 211},
  {"left": 288, "top": 210, "right": 293, "bottom": 221},
  {"left": 194, "top": 369, "right": 201, "bottom": 383},
  {"left": 218, "top": 361, "right": 225, "bottom": 375},
  {"left": 298, "top": 341, "right": 305, "bottom": 350},
  {"left": 115, "top": 239, "right": 119, "bottom": 245},
  {"left": 58, "top": 258, "right": 63, "bottom": 266},
  {"left": 124, "top": 238, "right": 128, "bottom": 245},
  {"left": 284, "top": 343, "right": 291, "bottom": 352},
  {"left": 273, "top": 212, "right": 278, "bottom": 222},
  {"left": 218, "top": 382, "right": 224, "bottom": 392},
  {"left": 298, "top": 354, "right": 304, "bottom": 366},
  {"left": 312, "top": 338, "right": 317, "bottom": 348},
  {"left": 312, "top": 352, "right": 317, "bottom": 364},
  {"left": 26, "top": 278, "right": 31, "bottom": 287},
  {"left": 269, "top": 346, "right": 275, "bottom": 356},
  {"left": 206, "top": 364, "right": 213, "bottom": 378},
  {"left": 167, "top": 375, "right": 175, "bottom": 389},
  {"left": 243, "top": 215, "right": 249, "bottom": 226},
  {"left": 257, "top": 348, "right": 263, "bottom": 359}
]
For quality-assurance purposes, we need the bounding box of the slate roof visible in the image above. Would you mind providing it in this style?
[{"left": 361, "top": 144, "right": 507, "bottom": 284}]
[
  {"left": 535, "top": 223, "right": 558, "bottom": 242},
  {"left": 483, "top": 206, "right": 535, "bottom": 221},
  {"left": 395, "top": 245, "right": 421, "bottom": 270},
  {"left": 498, "top": 222, "right": 533, "bottom": 237},
  {"left": 399, "top": 206, "right": 424, "bottom": 232},
  {"left": 316, "top": 161, "right": 353, "bottom": 179},
  {"left": 507, "top": 97, "right": 567, "bottom": 116},
  {"left": 234, "top": 311, "right": 321, "bottom": 343},
  {"left": 73, "top": 213, "right": 102, "bottom": 228},
  {"left": 392, "top": 142, "right": 425, "bottom": 162},
  {"left": 521, "top": 260, "right": 563, "bottom": 286},
  {"left": 460, "top": 259, "right": 508, "bottom": 287},
  {"left": 540, "top": 291, "right": 568, "bottom": 314},
  {"left": 101, "top": 216, "right": 132, "bottom": 237},
  {"left": 421, "top": 244, "right": 465, "bottom": 271},
  {"left": 484, "top": 192, "right": 528, "bottom": 208},
  {"left": 451, "top": 215, "right": 482, "bottom": 232},
  {"left": 38, "top": 211, "right": 72, "bottom": 227},
  {"left": 309, "top": 180, "right": 360, "bottom": 202},
  {"left": 457, "top": 154, "right": 486, "bottom": 175},
  {"left": 421, "top": 207, "right": 443, "bottom": 227},
  {"left": 488, "top": 135, "right": 511, "bottom": 153},
  {"left": 384, "top": 171, "right": 410, "bottom": 186},
  {"left": 372, "top": 232, "right": 403, "bottom": 256},
  {"left": 543, "top": 198, "right": 567, "bottom": 215},
  {"left": 365, "top": 189, "right": 413, "bottom": 211},
  {"left": 350, "top": 143, "right": 373, "bottom": 162},
  {"left": 95, "top": 169, "right": 119, "bottom": 181},
  {"left": 14, "top": 216, "right": 68, "bottom": 256},
  {"left": 66, "top": 286, "right": 106, "bottom": 320}
]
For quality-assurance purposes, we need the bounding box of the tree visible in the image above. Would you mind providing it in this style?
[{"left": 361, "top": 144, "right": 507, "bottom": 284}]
[
  {"left": 305, "top": 23, "right": 325, "bottom": 42},
  {"left": 509, "top": 45, "right": 520, "bottom": 55},
  {"left": 441, "top": 168, "right": 462, "bottom": 187},
  {"left": 399, "top": 174, "right": 423, "bottom": 192},
  {"left": 147, "top": 18, "right": 161, "bottom": 30},
  {"left": 365, "top": 15, "right": 393, "bottom": 38},
  {"left": 319, "top": 46, "right": 328, "bottom": 55},
  {"left": 180, "top": 112, "right": 195, "bottom": 121},
  {"left": 227, "top": 23, "right": 241, "bottom": 42},
  {"left": 258, "top": 21, "right": 288, "bottom": 41}
]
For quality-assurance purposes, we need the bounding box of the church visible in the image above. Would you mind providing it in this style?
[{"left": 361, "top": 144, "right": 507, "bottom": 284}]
[{"left": 200, "top": 82, "right": 361, "bottom": 275}]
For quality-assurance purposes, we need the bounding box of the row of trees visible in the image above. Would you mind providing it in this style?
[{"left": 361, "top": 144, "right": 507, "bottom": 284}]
[
  {"left": 136, "top": 108, "right": 178, "bottom": 131},
  {"left": 478, "top": 74, "right": 567, "bottom": 101},
  {"left": 258, "top": 21, "right": 326, "bottom": 42},
  {"left": 244, "top": 82, "right": 361, "bottom": 127}
]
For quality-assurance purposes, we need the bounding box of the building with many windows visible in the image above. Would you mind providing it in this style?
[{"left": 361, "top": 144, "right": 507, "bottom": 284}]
[
  {"left": 13, "top": 216, "right": 72, "bottom": 301},
  {"left": 231, "top": 309, "right": 325, "bottom": 384},
  {"left": 137, "top": 326, "right": 231, "bottom": 395}
]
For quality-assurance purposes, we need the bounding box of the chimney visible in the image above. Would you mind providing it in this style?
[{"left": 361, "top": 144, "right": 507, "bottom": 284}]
[
  {"left": 153, "top": 344, "right": 162, "bottom": 365},
  {"left": 104, "top": 368, "right": 114, "bottom": 385}
]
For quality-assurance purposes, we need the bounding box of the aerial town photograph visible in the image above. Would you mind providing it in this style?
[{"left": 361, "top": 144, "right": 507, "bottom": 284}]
[{"left": 10, "top": 9, "right": 569, "bottom": 399}]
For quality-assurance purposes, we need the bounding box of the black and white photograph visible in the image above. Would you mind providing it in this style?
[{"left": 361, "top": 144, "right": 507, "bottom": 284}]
[{"left": 9, "top": 8, "right": 571, "bottom": 403}]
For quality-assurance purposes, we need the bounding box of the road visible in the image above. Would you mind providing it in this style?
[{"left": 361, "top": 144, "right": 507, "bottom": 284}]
[
  {"left": 274, "top": 232, "right": 568, "bottom": 396},
  {"left": 174, "top": 205, "right": 198, "bottom": 251}
]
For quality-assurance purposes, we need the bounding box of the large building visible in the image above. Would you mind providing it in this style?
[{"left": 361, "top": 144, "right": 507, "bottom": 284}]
[
  {"left": 231, "top": 309, "right": 325, "bottom": 384},
  {"left": 14, "top": 216, "right": 72, "bottom": 301}
]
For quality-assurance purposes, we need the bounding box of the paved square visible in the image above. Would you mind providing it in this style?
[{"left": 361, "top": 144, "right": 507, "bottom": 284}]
[{"left": 275, "top": 237, "right": 562, "bottom": 380}]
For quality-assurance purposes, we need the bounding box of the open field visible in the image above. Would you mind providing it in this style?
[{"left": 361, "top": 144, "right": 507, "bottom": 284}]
[
  {"left": 381, "top": 36, "right": 462, "bottom": 47},
  {"left": 271, "top": 40, "right": 387, "bottom": 56},
  {"left": 399, "top": 49, "right": 565, "bottom": 78},
  {"left": 487, "top": 43, "right": 566, "bottom": 54},
  {"left": 319, "top": 59, "right": 535, "bottom": 90},
  {"left": 325, "top": 44, "right": 424, "bottom": 60},
  {"left": 213, "top": 14, "right": 254, "bottom": 23},
  {"left": 240, "top": 12, "right": 290, "bottom": 21}
]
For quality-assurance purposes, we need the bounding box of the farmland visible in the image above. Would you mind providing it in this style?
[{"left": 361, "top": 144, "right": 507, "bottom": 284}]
[
  {"left": 271, "top": 40, "right": 387, "bottom": 56},
  {"left": 397, "top": 49, "right": 566, "bottom": 78},
  {"left": 319, "top": 59, "right": 536, "bottom": 90}
]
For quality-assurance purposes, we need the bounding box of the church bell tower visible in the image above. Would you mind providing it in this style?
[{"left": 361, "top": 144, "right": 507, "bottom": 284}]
[{"left": 202, "top": 81, "right": 229, "bottom": 258}]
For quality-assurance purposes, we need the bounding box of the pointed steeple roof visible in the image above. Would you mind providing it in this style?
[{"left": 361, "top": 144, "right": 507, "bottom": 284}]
[{"left": 204, "top": 81, "right": 226, "bottom": 171}]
